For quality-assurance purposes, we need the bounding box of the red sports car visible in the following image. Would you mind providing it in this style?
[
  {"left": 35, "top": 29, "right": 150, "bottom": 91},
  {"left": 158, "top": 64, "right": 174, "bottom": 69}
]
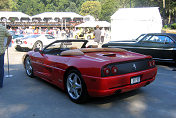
[{"left": 23, "top": 39, "right": 157, "bottom": 103}]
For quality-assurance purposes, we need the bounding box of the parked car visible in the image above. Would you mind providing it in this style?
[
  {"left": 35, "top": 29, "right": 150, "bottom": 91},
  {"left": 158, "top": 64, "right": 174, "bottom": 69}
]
[
  {"left": 102, "top": 33, "right": 176, "bottom": 63},
  {"left": 23, "top": 39, "right": 157, "bottom": 103},
  {"left": 15, "top": 34, "right": 56, "bottom": 51},
  {"left": 74, "top": 29, "right": 94, "bottom": 40}
]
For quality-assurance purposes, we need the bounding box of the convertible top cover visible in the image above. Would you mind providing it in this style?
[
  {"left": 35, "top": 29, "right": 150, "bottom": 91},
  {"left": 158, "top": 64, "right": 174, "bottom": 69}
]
[{"left": 60, "top": 48, "right": 126, "bottom": 56}]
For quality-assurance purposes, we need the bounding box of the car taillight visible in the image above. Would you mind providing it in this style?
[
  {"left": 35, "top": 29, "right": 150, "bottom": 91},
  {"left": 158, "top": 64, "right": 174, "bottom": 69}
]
[
  {"left": 103, "top": 65, "right": 118, "bottom": 76},
  {"left": 103, "top": 67, "right": 110, "bottom": 76},
  {"left": 12, "top": 40, "right": 14, "bottom": 43},
  {"left": 112, "top": 66, "right": 118, "bottom": 74},
  {"left": 148, "top": 60, "right": 155, "bottom": 67},
  {"left": 23, "top": 41, "right": 27, "bottom": 44}
]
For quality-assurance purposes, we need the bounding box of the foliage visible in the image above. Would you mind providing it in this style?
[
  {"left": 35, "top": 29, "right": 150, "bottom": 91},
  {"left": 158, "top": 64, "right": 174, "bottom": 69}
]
[
  {"left": 65, "top": 2, "right": 79, "bottom": 13},
  {"left": 17, "top": 0, "right": 45, "bottom": 15},
  {"left": 171, "top": 23, "right": 176, "bottom": 29},
  {"left": 0, "top": 0, "right": 10, "bottom": 10},
  {"left": 80, "top": 1, "right": 101, "bottom": 19},
  {"left": 99, "top": 0, "right": 117, "bottom": 22},
  {"left": 163, "top": 25, "right": 168, "bottom": 29}
]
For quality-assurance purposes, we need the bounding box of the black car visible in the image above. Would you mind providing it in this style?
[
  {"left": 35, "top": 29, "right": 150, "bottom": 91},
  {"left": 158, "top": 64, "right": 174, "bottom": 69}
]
[{"left": 102, "top": 33, "right": 176, "bottom": 63}]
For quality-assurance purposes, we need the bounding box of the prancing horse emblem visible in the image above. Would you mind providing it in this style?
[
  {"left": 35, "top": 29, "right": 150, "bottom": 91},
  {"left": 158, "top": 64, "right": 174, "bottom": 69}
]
[{"left": 133, "top": 64, "right": 137, "bottom": 70}]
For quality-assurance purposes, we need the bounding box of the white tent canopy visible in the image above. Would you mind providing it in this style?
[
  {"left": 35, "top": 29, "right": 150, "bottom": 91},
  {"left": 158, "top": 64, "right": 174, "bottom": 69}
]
[
  {"left": 0, "top": 11, "right": 31, "bottom": 21},
  {"left": 83, "top": 15, "right": 95, "bottom": 22},
  {"left": 75, "top": 21, "right": 111, "bottom": 28},
  {"left": 111, "top": 7, "right": 162, "bottom": 41},
  {"left": 32, "top": 12, "right": 83, "bottom": 19}
]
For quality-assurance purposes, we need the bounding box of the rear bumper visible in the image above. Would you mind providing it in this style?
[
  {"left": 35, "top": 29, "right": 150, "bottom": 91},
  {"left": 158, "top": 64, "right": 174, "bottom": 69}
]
[{"left": 83, "top": 67, "right": 157, "bottom": 97}]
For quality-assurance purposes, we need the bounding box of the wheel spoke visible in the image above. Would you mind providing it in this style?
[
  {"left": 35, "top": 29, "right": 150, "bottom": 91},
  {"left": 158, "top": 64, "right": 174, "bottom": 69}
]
[
  {"left": 73, "top": 75, "right": 78, "bottom": 83},
  {"left": 68, "top": 87, "right": 73, "bottom": 93},
  {"left": 75, "top": 83, "right": 81, "bottom": 89},
  {"left": 73, "top": 88, "right": 79, "bottom": 98},
  {"left": 68, "top": 77, "right": 73, "bottom": 86}
]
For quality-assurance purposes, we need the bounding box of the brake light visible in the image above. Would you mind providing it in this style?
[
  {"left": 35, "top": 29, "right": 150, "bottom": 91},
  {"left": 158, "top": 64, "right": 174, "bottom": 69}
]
[
  {"left": 112, "top": 66, "right": 118, "bottom": 74},
  {"left": 23, "top": 41, "right": 27, "bottom": 44},
  {"left": 103, "top": 67, "right": 110, "bottom": 76},
  {"left": 148, "top": 60, "right": 155, "bottom": 67}
]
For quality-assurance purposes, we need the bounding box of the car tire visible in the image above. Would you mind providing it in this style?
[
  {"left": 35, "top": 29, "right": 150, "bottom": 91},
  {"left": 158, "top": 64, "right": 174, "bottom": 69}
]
[
  {"left": 33, "top": 41, "right": 43, "bottom": 50},
  {"left": 66, "top": 70, "right": 88, "bottom": 103},
  {"left": 24, "top": 56, "right": 34, "bottom": 77}
]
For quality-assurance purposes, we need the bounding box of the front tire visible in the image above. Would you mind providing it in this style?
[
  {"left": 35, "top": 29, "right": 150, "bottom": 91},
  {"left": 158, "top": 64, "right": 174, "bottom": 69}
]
[
  {"left": 24, "top": 56, "right": 34, "bottom": 77},
  {"left": 33, "top": 41, "right": 43, "bottom": 50},
  {"left": 66, "top": 70, "right": 88, "bottom": 103}
]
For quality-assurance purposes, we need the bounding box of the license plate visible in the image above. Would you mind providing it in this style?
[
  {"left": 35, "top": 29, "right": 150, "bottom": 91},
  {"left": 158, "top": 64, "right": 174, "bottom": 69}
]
[{"left": 131, "top": 76, "right": 140, "bottom": 84}]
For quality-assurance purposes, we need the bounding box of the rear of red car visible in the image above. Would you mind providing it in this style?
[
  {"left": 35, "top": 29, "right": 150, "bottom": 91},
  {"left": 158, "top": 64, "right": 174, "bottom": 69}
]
[{"left": 79, "top": 51, "right": 157, "bottom": 97}]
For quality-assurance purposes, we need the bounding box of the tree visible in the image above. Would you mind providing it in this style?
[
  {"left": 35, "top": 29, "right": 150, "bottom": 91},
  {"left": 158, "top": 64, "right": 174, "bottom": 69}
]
[
  {"left": 0, "top": 0, "right": 10, "bottom": 11},
  {"left": 65, "top": 2, "right": 79, "bottom": 13},
  {"left": 80, "top": 1, "right": 101, "bottom": 20},
  {"left": 9, "top": 0, "right": 18, "bottom": 11},
  {"left": 99, "top": 0, "right": 118, "bottom": 22},
  {"left": 17, "top": 0, "right": 45, "bottom": 15}
]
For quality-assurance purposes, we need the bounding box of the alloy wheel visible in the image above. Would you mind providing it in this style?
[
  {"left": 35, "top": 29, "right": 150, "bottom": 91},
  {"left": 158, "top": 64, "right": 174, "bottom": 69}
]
[{"left": 66, "top": 73, "right": 82, "bottom": 100}]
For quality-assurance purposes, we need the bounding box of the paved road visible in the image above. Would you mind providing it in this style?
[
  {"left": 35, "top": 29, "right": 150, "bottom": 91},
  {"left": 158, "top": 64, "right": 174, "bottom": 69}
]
[{"left": 0, "top": 47, "right": 176, "bottom": 118}]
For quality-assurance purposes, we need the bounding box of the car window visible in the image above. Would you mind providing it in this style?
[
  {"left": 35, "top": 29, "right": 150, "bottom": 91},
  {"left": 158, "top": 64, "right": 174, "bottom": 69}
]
[
  {"left": 140, "top": 35, "right": 153, "bottom": 42},
  {"left": 140, "top": 35, "right": 174, "bottom": 44},
  {"left": 45, "top": 35, "right": 55, "bottom": 39},
  {"left": 164, "top": 36, "right": 174, "bottom": 44},
  {"left": 149, "top": 36, "right": 164, "bottom": 43}
]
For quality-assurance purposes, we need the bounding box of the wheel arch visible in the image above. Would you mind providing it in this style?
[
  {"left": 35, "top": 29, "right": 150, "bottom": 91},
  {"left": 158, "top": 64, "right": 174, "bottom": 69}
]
[
  {"left": 63, "top": 66, "right": 81, "bottom": 90},
  {"left": 22, "top": 54, "right": 29, "bottom": 67}
]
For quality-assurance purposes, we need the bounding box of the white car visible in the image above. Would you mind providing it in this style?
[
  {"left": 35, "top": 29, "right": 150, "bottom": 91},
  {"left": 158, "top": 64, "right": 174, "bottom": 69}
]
[{"left": 15, "top": 34, "right": 57, "bottom": 50}]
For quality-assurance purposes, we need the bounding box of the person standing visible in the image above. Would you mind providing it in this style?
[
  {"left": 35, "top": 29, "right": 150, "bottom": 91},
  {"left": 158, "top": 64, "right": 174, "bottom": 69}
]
[
  {"left": 94, "top": 25, "right": 101, "bottom": 45},
  {"left": 100, "top": 28, "right": 105, "bottom": 44},
  {"left": 0, "top": 24, "right": 12, "bottom": 88}
]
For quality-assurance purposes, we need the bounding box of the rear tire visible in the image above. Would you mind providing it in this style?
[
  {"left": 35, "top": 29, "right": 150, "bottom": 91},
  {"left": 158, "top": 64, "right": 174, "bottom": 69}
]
[
  {"left": 24, "top": 56, "right": 34, "bottom": 77},
  {"left": 66, "top": 70, "right": 88, "bottom": 103}
]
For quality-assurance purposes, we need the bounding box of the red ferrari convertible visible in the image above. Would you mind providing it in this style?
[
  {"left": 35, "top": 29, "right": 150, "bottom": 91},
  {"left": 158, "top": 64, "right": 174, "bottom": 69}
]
[{"left": 23, "top": 39, "right": 157, "bottom": 103}]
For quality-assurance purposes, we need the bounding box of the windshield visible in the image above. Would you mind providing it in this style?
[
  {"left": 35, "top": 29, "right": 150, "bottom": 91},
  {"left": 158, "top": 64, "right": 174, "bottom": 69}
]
[
  {"left": 47, "top": 42, "right": 85, "bottom": 49},
  {"left": 42, "top": 40, "right": 87, "bottom": 55},
  {"left": 23, "top": 35, "right": 40, "bottom": 39},
  {"left": 135, "top": 34, "right": 146, "bottom": 41}
]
